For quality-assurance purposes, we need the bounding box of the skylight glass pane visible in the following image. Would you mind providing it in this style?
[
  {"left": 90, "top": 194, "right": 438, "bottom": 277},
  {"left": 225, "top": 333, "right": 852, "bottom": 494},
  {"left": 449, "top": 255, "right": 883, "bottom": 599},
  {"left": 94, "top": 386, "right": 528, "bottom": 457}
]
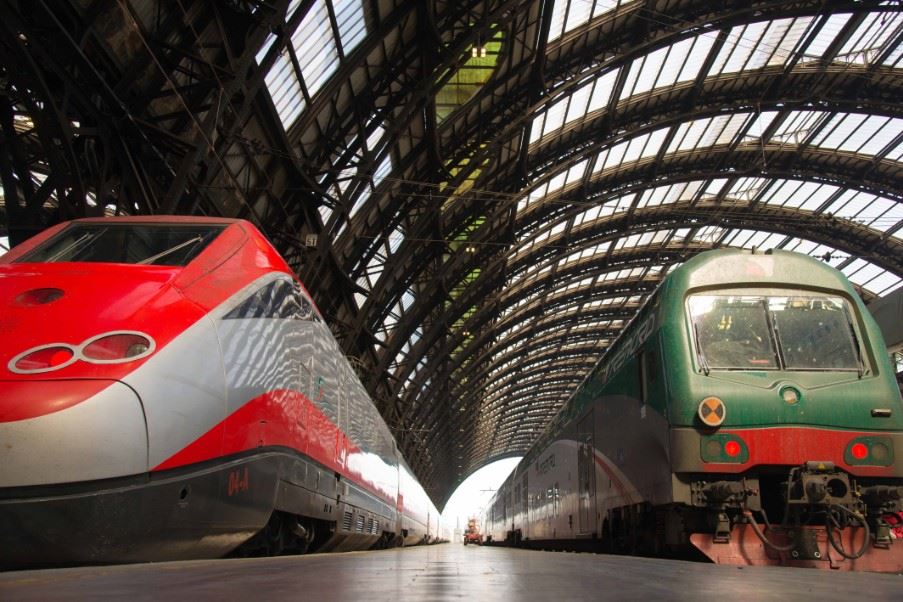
[
  {"left": 587, "top": 69, "right": 618, "bottom": 113},
  {"left": 564, "top": 84, "right": 593, "bottom": 125},
  {"left": 837, "top": 12, "right": 903, "bottom": 63},
  {"left": 627, "top": 47, "right": 666, "bottom": 97},
  {"left": 256, "top": 33, "right": 277, "bottom": 64},
  {"left": 372, "top": 153, "right": 392, "bottom": 188},
  {"left": 564, "top": 0, "right": 593, "bottom": 35},
  {"left": 708, "top": 22, "right": 768, "bottom": 75},
  {"left": 548, "top": 0, "right": 568, "bottom": 42},
  {"left": 801, "top": 13, "right": 853, "bottom": 59},
  {"left": 334, "top": 0, "right": 367, "bottom": 55},
  {"left": 813, "top": 114, "right": 903, "bottom": 156},
  {"left": 592, "top": 0, "right": 621, "bottom": 19},
  {"left": 294, "top": 0, "right": 340, "bottom": 99},
  {"left": 543, "top": 100, "right": 568, "bottom": 138},
  {"left": 677, "top": 34, "right": 717, "bottom": 81},
  {"left": 771, "top": 111, "right": 824, "bottom": 144},
  {"left": 264, "top": 48, "right": 306, "bottom": 127}
]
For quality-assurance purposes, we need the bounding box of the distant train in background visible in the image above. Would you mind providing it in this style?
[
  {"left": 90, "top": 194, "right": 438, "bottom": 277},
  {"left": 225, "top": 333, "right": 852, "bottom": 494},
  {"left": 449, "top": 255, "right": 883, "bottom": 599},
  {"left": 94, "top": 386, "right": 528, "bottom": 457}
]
[
  {"left": 0, "top": 217, "right": 440, "bottom": 567},
  {"left": 484, "top": 249, "right": 903, "bottom": 572}
]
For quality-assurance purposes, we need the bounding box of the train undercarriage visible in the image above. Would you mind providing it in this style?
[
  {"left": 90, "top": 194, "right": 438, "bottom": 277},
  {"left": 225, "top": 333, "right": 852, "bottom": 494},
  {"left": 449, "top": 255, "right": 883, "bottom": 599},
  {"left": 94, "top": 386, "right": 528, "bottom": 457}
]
[
  {"left": 495, "top": 462, "right": 903, "bottom": 573},
  {"left": 682, "top": 462, "right": 903, "bottom": 572}
]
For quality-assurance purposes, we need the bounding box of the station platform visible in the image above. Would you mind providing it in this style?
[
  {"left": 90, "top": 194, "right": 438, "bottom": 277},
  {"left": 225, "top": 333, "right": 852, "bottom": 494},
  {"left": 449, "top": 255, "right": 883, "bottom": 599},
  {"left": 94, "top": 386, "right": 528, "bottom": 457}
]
[{"left": 2, "top": 543, "right": 901, "bottom": 601}]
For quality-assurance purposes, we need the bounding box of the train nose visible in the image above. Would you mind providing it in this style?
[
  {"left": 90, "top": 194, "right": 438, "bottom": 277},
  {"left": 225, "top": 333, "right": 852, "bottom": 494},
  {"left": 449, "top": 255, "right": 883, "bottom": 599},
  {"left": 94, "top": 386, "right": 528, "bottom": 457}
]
[{"left": 0, "top": 379, "right": 148, "bottom": 487}]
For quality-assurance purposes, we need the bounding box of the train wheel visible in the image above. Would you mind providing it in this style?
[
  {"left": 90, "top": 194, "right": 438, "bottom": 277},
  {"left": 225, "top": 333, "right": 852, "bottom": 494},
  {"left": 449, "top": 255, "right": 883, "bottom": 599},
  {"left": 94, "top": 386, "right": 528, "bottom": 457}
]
[{"left": 263, "top": 512, "right": 286, "bottom": 556}]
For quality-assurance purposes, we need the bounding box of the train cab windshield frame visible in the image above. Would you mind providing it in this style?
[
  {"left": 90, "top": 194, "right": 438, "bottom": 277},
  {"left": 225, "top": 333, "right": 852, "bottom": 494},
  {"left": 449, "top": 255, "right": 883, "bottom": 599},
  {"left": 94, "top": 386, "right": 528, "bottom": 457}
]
[
  {"left": 688, "top": 292, "right": 864, "bottom": 373},
  {"left": 16, "top": 222, "right": 226, "bottom": 266}
]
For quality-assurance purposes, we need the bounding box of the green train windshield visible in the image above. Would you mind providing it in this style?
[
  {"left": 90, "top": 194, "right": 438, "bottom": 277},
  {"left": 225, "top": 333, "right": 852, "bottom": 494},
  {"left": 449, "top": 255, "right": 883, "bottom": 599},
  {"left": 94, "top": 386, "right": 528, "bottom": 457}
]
[{"left": 688, "top": 294, "right": 862, "bottom": 372}]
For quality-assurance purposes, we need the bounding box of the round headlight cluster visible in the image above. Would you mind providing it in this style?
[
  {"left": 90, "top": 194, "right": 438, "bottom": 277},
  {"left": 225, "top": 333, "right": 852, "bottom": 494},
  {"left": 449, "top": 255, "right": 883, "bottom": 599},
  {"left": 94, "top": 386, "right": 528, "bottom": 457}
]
[{"left": 8, "top": 331, "right": 156, "bottom": 374}]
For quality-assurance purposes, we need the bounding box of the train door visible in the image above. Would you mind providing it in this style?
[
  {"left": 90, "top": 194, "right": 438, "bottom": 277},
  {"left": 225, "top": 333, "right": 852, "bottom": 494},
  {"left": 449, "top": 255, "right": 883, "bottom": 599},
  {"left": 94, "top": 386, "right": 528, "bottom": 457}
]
[{"left": 577, "top": 411, "right": 596, "bottom": 535}]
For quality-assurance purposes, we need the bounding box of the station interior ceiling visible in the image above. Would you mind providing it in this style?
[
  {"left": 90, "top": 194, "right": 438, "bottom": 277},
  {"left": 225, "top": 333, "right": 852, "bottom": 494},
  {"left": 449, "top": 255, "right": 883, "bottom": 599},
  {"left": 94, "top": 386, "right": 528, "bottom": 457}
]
[{"left": 1, "top": 0, "right": 902, "bottom": 507}]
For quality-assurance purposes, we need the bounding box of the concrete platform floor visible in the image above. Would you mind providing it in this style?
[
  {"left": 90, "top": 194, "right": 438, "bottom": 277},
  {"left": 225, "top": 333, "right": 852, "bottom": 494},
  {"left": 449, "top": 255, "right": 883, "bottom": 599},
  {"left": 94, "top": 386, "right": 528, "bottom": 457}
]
[{"left": 1, "top": 543, "right": 901, "bottom": 601}]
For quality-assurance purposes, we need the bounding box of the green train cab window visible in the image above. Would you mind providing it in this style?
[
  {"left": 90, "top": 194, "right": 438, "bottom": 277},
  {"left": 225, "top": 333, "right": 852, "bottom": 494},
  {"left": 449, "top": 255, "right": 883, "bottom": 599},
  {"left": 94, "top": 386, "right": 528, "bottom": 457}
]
[{"left": 688, "top": 294, "right": 862, "bottom": 372}]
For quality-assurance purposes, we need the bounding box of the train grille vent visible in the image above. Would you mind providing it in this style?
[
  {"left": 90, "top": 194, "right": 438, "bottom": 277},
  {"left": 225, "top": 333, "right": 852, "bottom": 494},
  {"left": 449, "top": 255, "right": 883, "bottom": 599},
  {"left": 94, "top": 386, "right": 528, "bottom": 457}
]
[
  {"left": 355, "top": 515, "right": 365, "bottom": 533},
  {"left": 372, "top": 520, "right": 379, "bottom": 534},
  {"left": 366, "top": 518, "right": 374, "bottom": 534},
  {"left": 342, "top": 511, "right": 353, "bottom": 532}
]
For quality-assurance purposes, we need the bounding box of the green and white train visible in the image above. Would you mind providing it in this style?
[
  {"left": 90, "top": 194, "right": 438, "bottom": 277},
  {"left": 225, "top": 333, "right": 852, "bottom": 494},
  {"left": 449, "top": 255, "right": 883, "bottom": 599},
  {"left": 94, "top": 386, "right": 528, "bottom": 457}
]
[{"left": 483, "top": 249, "right": 903, "bottom": 572}]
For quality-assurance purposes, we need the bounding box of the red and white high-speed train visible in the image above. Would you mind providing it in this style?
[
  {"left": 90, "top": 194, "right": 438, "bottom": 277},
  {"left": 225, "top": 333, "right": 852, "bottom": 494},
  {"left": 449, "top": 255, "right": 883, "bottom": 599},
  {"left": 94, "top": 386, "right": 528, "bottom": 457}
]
[{"left": 0, "top": 216, "right": 440, "bottom": 567}]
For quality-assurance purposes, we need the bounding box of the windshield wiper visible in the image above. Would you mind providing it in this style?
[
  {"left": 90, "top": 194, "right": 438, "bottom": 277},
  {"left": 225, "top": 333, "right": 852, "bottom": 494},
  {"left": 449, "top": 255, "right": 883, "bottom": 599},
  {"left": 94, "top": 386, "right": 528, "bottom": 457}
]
[
  {"left": 843, "top": 308, "right": 866, "bottom": 379},
  {"left": 48, "top": 228, "right": 107, "bottom": 262},
  {"left": 692, "top": 322, "right": 710, "bottom": 375},
  {"left": 138, "top": 236, "right": 203, "bottom": 265},
  {"left": 763, "top": 301, "right": 786, "bottom": 370}
]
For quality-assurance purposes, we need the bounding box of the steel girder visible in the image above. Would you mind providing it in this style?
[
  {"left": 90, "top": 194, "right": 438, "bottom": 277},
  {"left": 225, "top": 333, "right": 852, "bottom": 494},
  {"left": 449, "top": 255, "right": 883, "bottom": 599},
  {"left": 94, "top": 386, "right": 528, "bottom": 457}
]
[{"left": 4, "top": 0, "right": 903, "bottom": 507}]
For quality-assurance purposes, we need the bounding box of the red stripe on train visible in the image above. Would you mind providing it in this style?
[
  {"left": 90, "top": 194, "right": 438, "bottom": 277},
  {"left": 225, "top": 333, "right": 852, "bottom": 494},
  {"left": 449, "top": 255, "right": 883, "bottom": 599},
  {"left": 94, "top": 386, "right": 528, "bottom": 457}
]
[
  {"left": 152, "top": 389, "right": 398, "bottom": 506},
  {"left": 702, "top": 426, "right": 897, "bottom": 477}
]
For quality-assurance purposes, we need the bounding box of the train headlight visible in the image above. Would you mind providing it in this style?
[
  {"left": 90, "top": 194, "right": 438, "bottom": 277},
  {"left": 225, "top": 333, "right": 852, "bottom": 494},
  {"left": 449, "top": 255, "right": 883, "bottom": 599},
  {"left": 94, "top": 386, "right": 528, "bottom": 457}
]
[
  {"left": 698, "top": 397, "right": 726, "bottom": 428},
  {"left": 10, "top": 344, "right": 77, "bottom": 373},
  {"left": 82, "top": 332, "right": 154, "bottom": 362},
  {"left": 8, "top": 331, "right": 156, "bottom": 373},
  {"left": 845, "top": 436, "right": 894, "bottom": 467},
  {"left": 700, "top": 434, "right": 748, "bottom": 463},
  {"left": 780, "top": 386, "right": 801, "bottom": 405}
]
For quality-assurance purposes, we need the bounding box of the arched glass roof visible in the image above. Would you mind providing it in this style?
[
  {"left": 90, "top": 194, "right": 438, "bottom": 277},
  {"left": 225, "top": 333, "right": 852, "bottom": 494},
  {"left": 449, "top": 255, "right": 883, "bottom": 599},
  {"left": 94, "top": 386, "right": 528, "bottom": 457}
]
[
  {"left": 236, "top": 0, "right": 903, "bottom": 503},
  {"left": 2, "top": 0, "right": 901, "bottom": 506}
]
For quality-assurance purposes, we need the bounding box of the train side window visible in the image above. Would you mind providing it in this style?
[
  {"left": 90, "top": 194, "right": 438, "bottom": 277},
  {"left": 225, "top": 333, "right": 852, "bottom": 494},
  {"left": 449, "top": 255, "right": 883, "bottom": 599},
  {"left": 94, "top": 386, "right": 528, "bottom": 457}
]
[
  {"left": 225, "top": 279, "right": 298, "bottom": 320},
  {"left": 225, "top": 283, "right": 273, "bottom": 319},
  {"left": 296, "top": 294, "right": 314, "bottom": 321}
]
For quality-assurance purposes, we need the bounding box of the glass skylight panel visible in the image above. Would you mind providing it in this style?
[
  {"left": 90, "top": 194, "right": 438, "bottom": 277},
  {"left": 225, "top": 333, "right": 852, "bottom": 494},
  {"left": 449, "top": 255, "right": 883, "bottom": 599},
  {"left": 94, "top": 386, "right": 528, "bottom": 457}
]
[
  {"left": 563, "top": 158, "right": 588, "bottom": 188},
  {"left": 295, "top": 1, "right": 340, "bottom": 100},
  {"left": 346, "top": 187, "right": 370, "bottom": 221},
  {"left": 543, "top": 98, "right": 568, "bottom": 138},
  {"left": 388, "top": 226, "right": 404, "bottom": 254},
  {"left": 843, "top": 259, "right": 884, "bottom": 289},
  {"left": 529, "top": 113, "right": 548, "bottom": 144},
  {"left": 264, "top": 48, "right": 306, "bottom": 127},
  {"left": 883, "top": 38, "right": 903, "bottom": 67},
  {"left": 372, "top": 154, "right": 393, "bottom": 189},
  {"left": 256, "top": 33, "right": 277, "bottom": 64},
  {"left": 594, "top": 138, "right": 628, "bottom": 172},
  {"left": 666, "top": 115, "right": 751, "bottom": 153},
  {"left": 770, "top": 111, "right": 824, "bottom": 145},
  {"left": 860, "top": 197, "right": 903, "bottom": 234},
  {"left": 574, "top": 205, "right": 603, "bottom": 225},
  {"left": 623, "top": 35, "right": 714, "bottom": 98},
  {"left": 812, "top": 114, "right": 903, "bottom": 156},
  {"left": 709, "top": 22, "right": 768, "bottom": 74},
  {"left": 318, "top": 204, "right": 333, "bottom": 225},
  {"left": 564, "top": 84, "right": 593, "bottom": 124},
  {"left": 693, "top": 225, "right": 726, "bottom": 243},
  {"left": 762, "top": 179, "right": 837, "bottom": 210},
  {"left": 835, "top": 12, "right": 902, "bottom": 62},
  {"left": 546, "top": 172, "right": 567, "bottom": 199},
  {"left": 728, "top": 177, "right": 769, "bottom": 202},
  {"left": 587, "top": 69, "right": 618, "bottom": 113},
  {"left": 334, "top": 0, "right": 367, "bottom": 55},
  {"left": 548, "top": 0, "right": 624, "bottom": 42},
  {"left": 744, "top": 112, "right": 778, "bottom": 140},
  {"left": 800, "top": 13, "right": 853, "bottom": 60}
]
